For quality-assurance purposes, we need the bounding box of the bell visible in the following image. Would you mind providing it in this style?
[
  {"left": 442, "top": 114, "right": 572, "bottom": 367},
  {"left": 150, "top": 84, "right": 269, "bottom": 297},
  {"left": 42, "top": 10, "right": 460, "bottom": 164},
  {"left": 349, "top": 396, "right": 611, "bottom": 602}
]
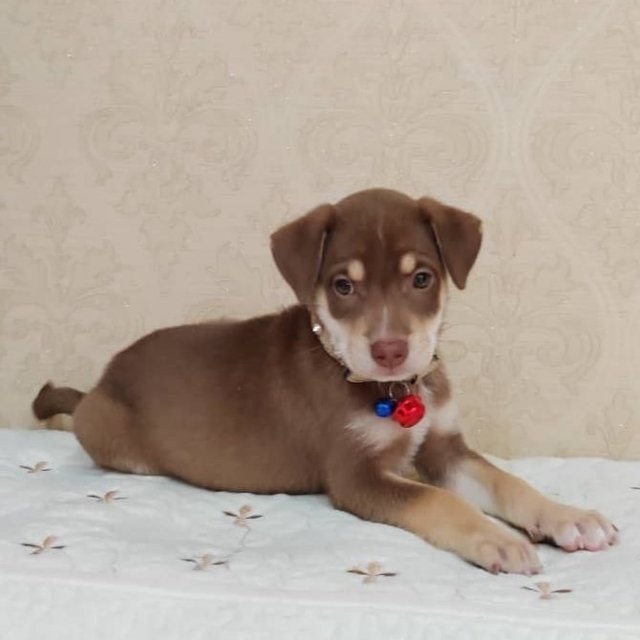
[
  {"left": 374, "top": 398, "right": 397, "bottom": 418},
  {"left": 391, "top": 394, "right": 426, "bottom": 428}
]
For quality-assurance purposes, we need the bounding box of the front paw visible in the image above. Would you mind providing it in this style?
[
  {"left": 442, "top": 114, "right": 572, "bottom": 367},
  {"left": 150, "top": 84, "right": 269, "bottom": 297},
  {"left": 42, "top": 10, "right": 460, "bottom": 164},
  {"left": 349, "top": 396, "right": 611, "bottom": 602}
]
[
  {"left": 530, "top": 504, "right": 618, "bottom": 552},
  {"left": 463, "top": 523, "right": 543, "bottom": 575}
]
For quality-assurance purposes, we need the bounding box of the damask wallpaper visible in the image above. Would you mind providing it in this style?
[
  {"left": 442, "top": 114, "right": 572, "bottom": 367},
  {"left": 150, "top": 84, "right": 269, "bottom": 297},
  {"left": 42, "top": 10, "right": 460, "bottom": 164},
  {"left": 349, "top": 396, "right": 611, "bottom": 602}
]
[{"left": 1, "top": 1, "right": 639, "bottom": 458}]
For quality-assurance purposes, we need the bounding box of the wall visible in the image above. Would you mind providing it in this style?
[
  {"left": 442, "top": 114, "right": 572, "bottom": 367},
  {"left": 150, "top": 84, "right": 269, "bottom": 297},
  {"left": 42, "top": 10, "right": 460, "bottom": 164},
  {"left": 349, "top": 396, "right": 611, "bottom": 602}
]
[{"left": 2, "top": 0, "right": 639, "bottom": 458}]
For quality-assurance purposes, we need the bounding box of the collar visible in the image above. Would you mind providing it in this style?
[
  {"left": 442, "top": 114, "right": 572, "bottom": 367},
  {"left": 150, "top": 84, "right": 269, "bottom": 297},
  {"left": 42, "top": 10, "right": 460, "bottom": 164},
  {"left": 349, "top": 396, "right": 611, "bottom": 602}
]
[{"left": 310, "top": 314, "right": 440, "bottom": 385}]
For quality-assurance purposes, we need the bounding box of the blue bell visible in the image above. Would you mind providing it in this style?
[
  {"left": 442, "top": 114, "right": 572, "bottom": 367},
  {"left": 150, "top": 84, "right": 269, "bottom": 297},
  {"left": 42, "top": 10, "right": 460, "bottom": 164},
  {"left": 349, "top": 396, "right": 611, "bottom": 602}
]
[{"left": 374, "top": 398, "right": 396, "bottom": 418}]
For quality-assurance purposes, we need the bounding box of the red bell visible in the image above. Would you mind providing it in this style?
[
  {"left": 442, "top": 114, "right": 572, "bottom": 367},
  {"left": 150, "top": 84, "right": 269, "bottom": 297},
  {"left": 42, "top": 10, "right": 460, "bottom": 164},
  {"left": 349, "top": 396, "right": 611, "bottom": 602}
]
[{"left": 391, "top": 394, "right": 426, "bottom": 428}]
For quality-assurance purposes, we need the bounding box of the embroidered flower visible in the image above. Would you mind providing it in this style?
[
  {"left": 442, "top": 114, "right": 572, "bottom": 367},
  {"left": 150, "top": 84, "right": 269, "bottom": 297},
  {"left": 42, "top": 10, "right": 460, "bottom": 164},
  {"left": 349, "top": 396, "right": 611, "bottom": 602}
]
[
  {"left": 87, "top": 490, "right": 126, "bottom": 503},
  {"left": 347, "top": 561, "right": 397, "bottom": 584},
  {"left": 21, "top": 535, "right": 66, "bottom": 555},
  {"left": 19, "top": 461, "right": 51, "bottom": 474},
  {"left": 522, "top": 581, "right": 572, "bottom": 600},
  {"left": 181, "top": 554, "right": 227, "bottom": 571},
  {"left": 223, "top": 504, "right": 263, "bottom": 527}
]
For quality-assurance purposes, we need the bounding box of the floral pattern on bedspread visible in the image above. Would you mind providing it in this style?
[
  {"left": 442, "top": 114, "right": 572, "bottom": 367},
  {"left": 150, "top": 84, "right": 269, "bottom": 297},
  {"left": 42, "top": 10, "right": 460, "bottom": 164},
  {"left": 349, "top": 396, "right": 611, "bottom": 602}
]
[{"left": 1, "top": 429, "right": 640, "bottom": 636}]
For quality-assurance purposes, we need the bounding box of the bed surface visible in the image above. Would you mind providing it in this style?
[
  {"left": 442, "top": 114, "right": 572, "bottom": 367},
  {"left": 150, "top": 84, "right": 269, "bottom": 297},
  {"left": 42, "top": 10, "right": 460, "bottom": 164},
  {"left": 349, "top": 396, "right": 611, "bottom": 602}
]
[{"left": 1, "top": 430, "right": 639, "bottom": 640}]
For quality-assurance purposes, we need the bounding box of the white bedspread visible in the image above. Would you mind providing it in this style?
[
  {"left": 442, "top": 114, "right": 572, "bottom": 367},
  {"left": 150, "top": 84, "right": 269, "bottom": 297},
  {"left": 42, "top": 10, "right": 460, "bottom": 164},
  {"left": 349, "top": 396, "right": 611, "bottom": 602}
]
[{"left": 1, "top": 430, "right": 639, "bottom": 640}]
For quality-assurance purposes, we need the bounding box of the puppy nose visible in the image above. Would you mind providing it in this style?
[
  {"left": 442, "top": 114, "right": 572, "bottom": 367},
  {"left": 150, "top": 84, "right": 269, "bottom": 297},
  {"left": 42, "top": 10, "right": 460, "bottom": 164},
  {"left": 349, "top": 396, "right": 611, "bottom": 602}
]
[{"left": 370, "top": 339, "right": 408, "bottom": 369}]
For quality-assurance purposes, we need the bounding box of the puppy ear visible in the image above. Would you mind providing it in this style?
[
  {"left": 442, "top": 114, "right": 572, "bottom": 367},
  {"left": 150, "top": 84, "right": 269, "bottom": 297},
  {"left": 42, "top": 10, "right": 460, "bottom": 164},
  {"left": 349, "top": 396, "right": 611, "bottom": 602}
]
[
  {"left": 270, "top": 204, "right": 335, "bottom": 303},
  {"left": 418, "top": 196, "right": 482, "bottom": 289}
]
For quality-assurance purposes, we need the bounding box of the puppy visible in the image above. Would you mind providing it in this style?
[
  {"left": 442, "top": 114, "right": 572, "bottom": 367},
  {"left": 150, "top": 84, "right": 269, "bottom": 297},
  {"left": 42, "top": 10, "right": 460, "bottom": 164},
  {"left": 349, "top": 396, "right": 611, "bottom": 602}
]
[{"left": 33, "top": 188, "right": 617, "bottom": 574}]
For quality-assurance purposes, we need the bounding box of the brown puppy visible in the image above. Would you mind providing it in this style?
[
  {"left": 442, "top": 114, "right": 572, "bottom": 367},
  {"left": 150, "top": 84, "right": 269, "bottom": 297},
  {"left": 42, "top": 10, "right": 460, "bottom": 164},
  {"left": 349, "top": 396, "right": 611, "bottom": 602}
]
[{"left": 33, "top": 188, "right": 617, "bottom": 574}]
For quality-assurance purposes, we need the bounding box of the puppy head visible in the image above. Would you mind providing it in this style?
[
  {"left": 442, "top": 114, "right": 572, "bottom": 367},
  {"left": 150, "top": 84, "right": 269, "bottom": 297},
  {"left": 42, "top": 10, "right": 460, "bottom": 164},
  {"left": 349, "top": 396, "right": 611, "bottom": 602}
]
[{"left": 271, "top": 189, "right": 482, "bottom": 381}]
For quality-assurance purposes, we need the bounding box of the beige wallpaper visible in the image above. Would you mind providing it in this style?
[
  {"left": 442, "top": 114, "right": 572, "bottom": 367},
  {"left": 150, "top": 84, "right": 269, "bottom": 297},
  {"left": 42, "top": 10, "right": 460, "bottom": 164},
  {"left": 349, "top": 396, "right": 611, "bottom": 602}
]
[{"left": 1, "top": 0, "right": 639, "bottom": 458}]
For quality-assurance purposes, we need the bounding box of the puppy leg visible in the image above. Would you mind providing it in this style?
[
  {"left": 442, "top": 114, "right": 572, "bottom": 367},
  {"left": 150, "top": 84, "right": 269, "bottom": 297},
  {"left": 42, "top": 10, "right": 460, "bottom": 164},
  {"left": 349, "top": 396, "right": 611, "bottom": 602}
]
[
  {"left": 416, "top": 431, "right": 618, "bottom": 552},
  {"left": 73, "top": 391, "right": 159, "bottom": 476},
  {"left": 327, "top": 465, "right": 541, "bottom": 575}
]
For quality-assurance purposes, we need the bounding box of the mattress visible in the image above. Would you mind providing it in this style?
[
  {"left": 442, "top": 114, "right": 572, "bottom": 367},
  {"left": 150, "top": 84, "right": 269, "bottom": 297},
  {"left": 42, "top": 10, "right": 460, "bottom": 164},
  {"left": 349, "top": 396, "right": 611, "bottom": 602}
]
[{"left": 1, "top": 430, "right": 639, "bottom": 640}]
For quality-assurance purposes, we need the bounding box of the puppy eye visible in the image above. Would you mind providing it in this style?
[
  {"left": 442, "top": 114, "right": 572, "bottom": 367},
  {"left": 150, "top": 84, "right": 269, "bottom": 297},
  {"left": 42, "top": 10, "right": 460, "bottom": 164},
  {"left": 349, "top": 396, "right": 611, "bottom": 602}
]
[
  {"left": 332, "top": 275, "right": 354, "bottom": 296},
  {"left": 412, "top": 269, "right": 433, "bottom": 289}
]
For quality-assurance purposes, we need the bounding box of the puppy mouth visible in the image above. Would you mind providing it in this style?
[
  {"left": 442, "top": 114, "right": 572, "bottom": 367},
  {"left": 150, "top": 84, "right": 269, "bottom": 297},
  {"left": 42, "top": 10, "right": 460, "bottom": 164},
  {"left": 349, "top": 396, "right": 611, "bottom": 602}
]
[
  {"left": 348, "top": 345, "right": 437, "bottom": 382},
  {"left": 318, "top": 324, "right": 436, "bottom": 382},
  {"left": 343, "top": 361, "right": 418, "bottom": 383},
  {"left": 372, "top": 364, "right": 414, "bottom": 381},
  {"left": 371, "top": 373, "right": 416, "bottom": 383}
]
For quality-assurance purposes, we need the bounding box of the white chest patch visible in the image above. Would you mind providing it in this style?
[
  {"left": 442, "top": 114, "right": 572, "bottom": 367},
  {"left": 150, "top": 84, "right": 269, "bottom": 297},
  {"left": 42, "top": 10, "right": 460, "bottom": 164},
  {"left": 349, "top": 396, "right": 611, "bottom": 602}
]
[
  {"left": 344, "top": 386, "right": 432, "bottom": 471},
  {"left": 343, "top": 384, "right": 462, "bottom": 471}
]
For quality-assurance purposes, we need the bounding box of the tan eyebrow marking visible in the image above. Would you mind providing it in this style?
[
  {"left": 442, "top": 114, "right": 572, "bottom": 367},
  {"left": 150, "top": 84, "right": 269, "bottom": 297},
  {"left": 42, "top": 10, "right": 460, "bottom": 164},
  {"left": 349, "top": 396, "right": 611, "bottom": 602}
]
[
  {"left": 347, "top": 259, "right": 365, "bottom": 282},
  {"left": 399, "top": 252, "right": 416, "bottom": 275}
]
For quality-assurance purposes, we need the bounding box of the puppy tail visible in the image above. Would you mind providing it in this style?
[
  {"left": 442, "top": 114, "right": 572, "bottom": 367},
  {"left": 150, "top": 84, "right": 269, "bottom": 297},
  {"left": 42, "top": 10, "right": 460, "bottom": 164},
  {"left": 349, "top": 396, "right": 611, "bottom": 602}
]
[{"left": 32, "top": 382, "right": 85, "bottom": 431}]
